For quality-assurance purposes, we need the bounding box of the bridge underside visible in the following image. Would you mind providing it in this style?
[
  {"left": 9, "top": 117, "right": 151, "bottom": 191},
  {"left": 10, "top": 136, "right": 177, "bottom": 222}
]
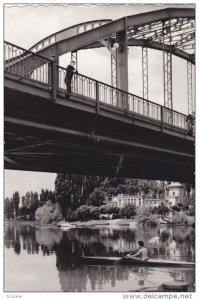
[{"left": 4, "top": 84, "right": 194, "bottom": 183}]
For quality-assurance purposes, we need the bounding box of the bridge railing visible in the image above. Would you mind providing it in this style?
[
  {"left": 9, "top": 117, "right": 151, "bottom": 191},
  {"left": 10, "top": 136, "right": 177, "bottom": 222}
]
[
  {"left": 58, "top": 66, "right": 188, "bottom": 130},
  {"left": 4, "top": 41, "right": 52, "bottom": 86},
  {"left": 4, "top": 41, "right": 188, "bottom": 132}
]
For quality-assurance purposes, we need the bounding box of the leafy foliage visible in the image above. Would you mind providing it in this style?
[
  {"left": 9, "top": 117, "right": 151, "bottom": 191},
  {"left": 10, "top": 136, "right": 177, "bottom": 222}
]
[
  {"left": 13, "top": 191, "right": 20, "bottom": 217},
  {"left": 35, "top": 201, "right": 63, "bottom": 224},
  {"left": 171, "top": 211, "right": 194, "bottom": 225},
  {"left": 119, "top": 204, "right": 137, "bottom": 219},
  {"left": 4, "top": 197, "right": 14, "bottom": 220}
]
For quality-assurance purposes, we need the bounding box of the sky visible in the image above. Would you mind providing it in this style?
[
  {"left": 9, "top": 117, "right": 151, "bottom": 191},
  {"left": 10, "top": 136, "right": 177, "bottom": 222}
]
[{"left": 3, "top": 2, "right": 196, "bottom": 199}]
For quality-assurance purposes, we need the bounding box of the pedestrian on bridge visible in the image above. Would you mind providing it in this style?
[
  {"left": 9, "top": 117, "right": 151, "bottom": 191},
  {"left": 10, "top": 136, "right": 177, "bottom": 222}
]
[{"left": 64, "top": 60, "right": 77, "bottom": 99}]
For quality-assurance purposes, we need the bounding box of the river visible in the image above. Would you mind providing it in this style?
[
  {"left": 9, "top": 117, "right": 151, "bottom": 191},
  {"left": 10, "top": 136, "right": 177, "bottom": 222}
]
[{"left": 4, "top": 222, "right": 195, "bottom": 292}]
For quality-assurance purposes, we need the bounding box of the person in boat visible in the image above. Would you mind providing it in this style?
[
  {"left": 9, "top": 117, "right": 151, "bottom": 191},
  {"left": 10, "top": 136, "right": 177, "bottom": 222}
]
[{"left": 126, "top": 241, "right": 149, "bottom": 261}]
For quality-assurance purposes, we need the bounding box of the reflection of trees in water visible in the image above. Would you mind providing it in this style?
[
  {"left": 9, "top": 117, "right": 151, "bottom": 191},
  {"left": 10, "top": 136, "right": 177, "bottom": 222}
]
[
  {"left": 5, "top": 224, "right": 195, "bottom": 262},
  {"left": 35, "top": 228, "right": 63, "bottom": 255},
  {"left": 4, "top": 223, "right": 195, "bottom": 292},
  {"left": 58, "top": 264, "right": 130, "bottom": 291},
  {"left": 58, "top": 267, "right": 88, "bottom": 292},
  {"left": 4, "top": 224, "right": 63, "bottom": 256},
  {"left": 157, "top": 226, "right": 195, "bottom": 261}
]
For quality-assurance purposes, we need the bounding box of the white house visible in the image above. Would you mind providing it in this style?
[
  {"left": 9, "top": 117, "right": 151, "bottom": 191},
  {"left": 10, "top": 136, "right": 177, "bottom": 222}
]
[
  {"left": 107, "top": 193, "right": 144, "bottom": 208},
  {"left": 143, "top": 197, "right": 167, "bottom": 207}
]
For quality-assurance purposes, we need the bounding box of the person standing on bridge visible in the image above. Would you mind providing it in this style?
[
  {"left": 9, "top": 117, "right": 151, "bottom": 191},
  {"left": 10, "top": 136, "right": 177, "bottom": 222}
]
[{"left": 64, "top": 60, "right": 77, "bottom": 99}]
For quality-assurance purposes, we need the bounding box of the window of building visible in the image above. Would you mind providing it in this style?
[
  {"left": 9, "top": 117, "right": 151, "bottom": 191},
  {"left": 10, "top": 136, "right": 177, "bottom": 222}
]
[
  {"left": 173, "top": 192, "right": 175, "bottom": 196},
  {"left": 139, "top": 200, "right": 141, "bottom": 206}
]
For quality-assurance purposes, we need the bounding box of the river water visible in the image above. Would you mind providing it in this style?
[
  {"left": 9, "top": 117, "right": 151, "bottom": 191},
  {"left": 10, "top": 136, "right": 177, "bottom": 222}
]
[{"left": 4, "top": 223, "right": 195, "bottom": 292}]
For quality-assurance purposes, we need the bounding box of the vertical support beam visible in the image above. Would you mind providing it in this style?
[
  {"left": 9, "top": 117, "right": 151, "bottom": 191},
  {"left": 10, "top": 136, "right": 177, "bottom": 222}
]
[
  {"left": 117, "top": 18, "right": 128, "bottom": 109},
  {"left": 71, "top": 51, "right": 78, "bottom": 70},
  {"left": 187, "top": 61, "right": 193, "bottom": 114},
  {"left": 163, "top": 21, "right": 173, "bottom": 124},
  {"left": 99, "top": 37, "right": 118, "bottom": 105},
  {"left": 51, "top": 56, "right": 57, "bottom": 101},
  {"left": 71, "top": 51, "right": 78, "bottom": 93},
  {"left": 163, "top": 52, "right": 173, "bottom": 110},
  {"left": 111, "top": 52, "right": 118, "bottom": 105},
  {"left": 142, "top": 46, "right": 149, "bottom": 116},
  {"left": 142, "top": 46, "right": 149, "bottom": 100},
  {"left": 111, "top": 53, "right": 118, "bottom": 88},
  {"left": 117, "top": 18, "right": 128, "bottom": 93},
  {"left": 50, "top": 44, "right": 59, "bottom": 91}
]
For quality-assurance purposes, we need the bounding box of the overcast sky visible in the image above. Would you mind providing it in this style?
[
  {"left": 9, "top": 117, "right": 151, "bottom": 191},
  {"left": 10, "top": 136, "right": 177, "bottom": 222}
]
[{"left": 4, "top": 3, "right": 195, "bottom": 199}]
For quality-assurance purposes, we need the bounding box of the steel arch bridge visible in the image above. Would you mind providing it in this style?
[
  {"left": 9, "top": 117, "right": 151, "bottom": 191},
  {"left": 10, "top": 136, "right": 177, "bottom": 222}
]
[{"left": 4, "top": 7, "right": 195, "bottom": 183}]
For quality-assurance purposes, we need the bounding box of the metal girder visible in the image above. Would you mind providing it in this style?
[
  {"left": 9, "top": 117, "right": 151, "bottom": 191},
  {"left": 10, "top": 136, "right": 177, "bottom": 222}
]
[
  {"left": 163, "top": 51, "right": 173, "bottom": 110},
  {"left": 142, "top": 46, "right": 149, "bottom": 102},
  {"left": 187, "top": 61, "right": 194, "bottom": 114},
  {"left": 126, "top": 8, "right": 194, "bottom": 29},
  {"left": 7, "top": 8, "right": 193, "bottom": 83},
  {"left": 111, "top": 53, "right": 118, "bottom": 105},
  {"left": 29, "top": 19, "right": 112, "bottom": 52},
  {"left": 128, "top": 39, "right": 195, "bottom": 64},
  {"left": 71, "top": 51, "right": 78, "bottom": 94},
  {"left": 99, "top": 38, "right": 118, "bottom": 104},
  {"left": 4, "top": 156, "right": 20, "bottom": 166},
  {"left": 115, "top": 155, "right": 124, "bottom": 175},
  {"left": 162, "top": 20, "right": 173, "bottom": 127},
  {"left": 4, "top": 116, "right": 194, "bottom": 159},
  {"left": 34, "top": 8, "right": 194, "bottom": 59}
]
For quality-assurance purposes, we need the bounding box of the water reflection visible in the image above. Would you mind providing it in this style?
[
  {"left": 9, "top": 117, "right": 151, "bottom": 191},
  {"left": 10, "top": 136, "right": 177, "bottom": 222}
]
[{"left": 4, "top": 223, "right": 195, "bottom": 292}]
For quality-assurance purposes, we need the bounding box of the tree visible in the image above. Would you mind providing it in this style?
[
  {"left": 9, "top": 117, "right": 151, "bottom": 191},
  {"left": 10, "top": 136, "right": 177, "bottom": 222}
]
[
  {"left": 76, "top": 205, "right": 90, "bottom": 221},
  {"left": 19, "top": 206, "right": 29, "bottom": 220},
  {"left": 13, "top": 191, "right": 20, "bottom": 218},
  {"left": 119, "top": 204, "right": 136, "bottom": 219},
  {"left": 88, "top": 188, "right": 106, "bottom": 206},
  {"left": 66, "top": 207, "right": 73, "bottom": 221},
  {"left": 89, "top": 206, "right": 99, "bottom": 220},
  {"left": 29, "top": 199, "right": 40, "bottom": 220},
  {"left": 35, "top": 201, "right": 63, "bottom": 224},
  {"left": 137, "top": 205, "right": 159, "bottom": 226},
  {"left": 99, "top": 204, "right": 110, "bottom": 214},
  {"left": 40, "top": 189, "right": 55, "bottom": 206},
  {"left": 4, "top": 197, "right": 14, "bottom": 220},
  {"left": 25, "top": 192, "right": 31, "bottom": 208}
]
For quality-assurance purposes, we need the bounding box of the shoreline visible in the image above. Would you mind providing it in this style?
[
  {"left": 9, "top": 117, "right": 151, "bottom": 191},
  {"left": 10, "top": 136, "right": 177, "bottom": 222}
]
[{"left": 4, "top": 219, "right": 194, "bottom": 228}]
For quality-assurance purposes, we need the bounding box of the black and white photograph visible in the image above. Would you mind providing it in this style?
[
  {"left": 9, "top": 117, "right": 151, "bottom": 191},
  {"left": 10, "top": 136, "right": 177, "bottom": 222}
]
[{"left": 3, "top": 2, "right": 196, "bottom": 296}]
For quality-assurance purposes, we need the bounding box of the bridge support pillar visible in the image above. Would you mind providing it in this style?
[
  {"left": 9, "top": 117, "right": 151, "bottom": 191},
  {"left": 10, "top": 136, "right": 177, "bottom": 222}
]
[
  {"left": 117, "top": 19, "right": 128, "bottom": 94},
  {"left": 117, "top": 31, "right": 128, "bottom": 92},
  {"left": 116, "top": 20, "right": 128, "bottom": 109}
]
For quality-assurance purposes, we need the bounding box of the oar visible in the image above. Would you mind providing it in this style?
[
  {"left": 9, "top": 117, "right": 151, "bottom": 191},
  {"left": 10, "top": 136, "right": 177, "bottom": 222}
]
[{"left": 113, "top": 249, "right": 138, "bottom": 265}]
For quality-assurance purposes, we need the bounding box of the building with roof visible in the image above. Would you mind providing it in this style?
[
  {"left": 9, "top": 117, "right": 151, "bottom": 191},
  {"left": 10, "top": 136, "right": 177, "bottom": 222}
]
[
  {"left": 106, "top": 182, "right": 185, "bottom": 209},
  {"left": 165, "top": 182, "right": 185, "bottom": 206}
]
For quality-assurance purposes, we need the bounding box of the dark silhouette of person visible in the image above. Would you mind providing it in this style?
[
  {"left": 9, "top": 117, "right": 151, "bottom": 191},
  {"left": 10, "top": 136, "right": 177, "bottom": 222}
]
[
  {"left": 186, "top": 114, "right": 194, "bottom": 135},
  {"left": 64, "top": 60, "right": 77, "bottom": 99}
]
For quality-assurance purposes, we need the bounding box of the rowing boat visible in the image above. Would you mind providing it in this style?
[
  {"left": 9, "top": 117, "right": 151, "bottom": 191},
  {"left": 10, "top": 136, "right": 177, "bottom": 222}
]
[{"left": 81, "top": 256, "right": 195, "bottom": 267}]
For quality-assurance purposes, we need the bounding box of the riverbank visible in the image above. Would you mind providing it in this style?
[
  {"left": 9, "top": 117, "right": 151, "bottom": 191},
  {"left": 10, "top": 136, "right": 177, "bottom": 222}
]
[
  {"left": 70, "top": 219, "right": 137, "bottom": 226},
  {"left": 5, "top": 218, "right": 194, "bottom": 228},
  {"left": 4, "top": 219, "right": 137, "bottom": 227}
]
